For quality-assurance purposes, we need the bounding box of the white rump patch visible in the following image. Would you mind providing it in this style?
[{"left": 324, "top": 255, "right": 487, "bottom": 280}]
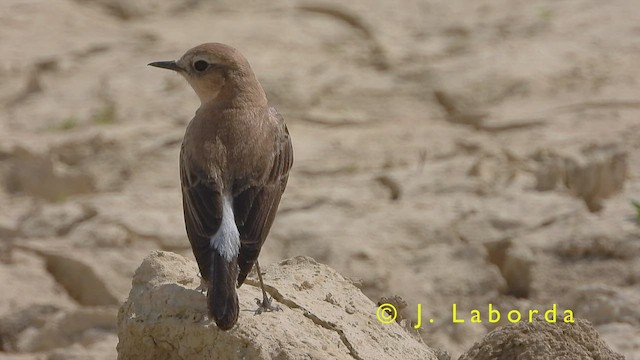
[{"left": 210, "top": 193, "right": 240, "bottom": 261}]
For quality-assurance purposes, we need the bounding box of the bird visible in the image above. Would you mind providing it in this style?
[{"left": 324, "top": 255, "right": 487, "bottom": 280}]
[{"left": 148, "top": 43, "right": 293, "bottom": 330}]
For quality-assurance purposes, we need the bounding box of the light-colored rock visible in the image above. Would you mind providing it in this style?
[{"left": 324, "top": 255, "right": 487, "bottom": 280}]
[
  {"left": 555, "top": 217, "right": 640, "bottom": 260},
  {"left": 0, "top": 250, "right": 75, "bottom": 317},
  {"left": 71, "top": 0, "right": 145, "bottom": 20},
  {"left": 567, "top": 285, "right": 640, "bottom": 326},
  {"left": 0, "top": 207, "right": 21, "bottom": 240},
  {"left": 0, "top": 304, "right": 63, "bottom": 352},
  {"left": 597, "top": 322, "right": 640, "bottom": 360},
  {"left": 533, "top": 144, "right": 628, "bottom": 212},
  {"left": 458, "top": 316, "right": 625, "bottom": 360},
  {"left": 0, "top": 306, "right": 118, "bottom": 360},
  {"left": 50, "top": 133, "right": 132, "bottom": 193},
  {"left": 383, "top": 241, "right": 506, "bottom": 357},
  {"left": 116, "top": 210, "right": 186, "bottom": 250},
  {"left": 19, "top": 202, "right": 96, "bottom": 238},
  {"left": 389, "top": 243, "right": 506, "bottom": 306},
  {"left": 0, "top": 197, "right": 32, "bottom": 244},
  {"left": 427, "top": 321, "right": 487, "bottom": 360},
  {"left": 46, "top": 332, "right": 118, "bottom": 360},
  {"left": 68, "top": 221, "right": 130, "bottom": 248},
  {"left": 2, "top": 133, "right": 132, "bottom": 202},
  {"left": 4, "top": 146, "right": 94, "bottom": 202},
  {"left": 20, "top": 243, "right": 145, "bottom": 306},
  {"left": 501, "top": 246, "right": 534, "bottom": 298},
  {"left": 0, "top": 354, "right": 40, "bottom": 360},
  {"left": 455, "top": 214, "right": 506, "bottom": 245},
  {"left": 70, "top": 0, "right": 206, "bottom": 20},
  {"left": 86, "top": 193, "right": 187, "bottom": 250},
  {"left": 117, "top": 251, "right": 438, "bottom": 360},
  {"left": 15, "top": 307, "right": 116, "bottom": 352}
]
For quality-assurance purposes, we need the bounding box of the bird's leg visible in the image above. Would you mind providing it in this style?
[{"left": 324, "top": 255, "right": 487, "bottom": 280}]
[{"left": 254, "top": 261, "right": 282, "bottom": 314}]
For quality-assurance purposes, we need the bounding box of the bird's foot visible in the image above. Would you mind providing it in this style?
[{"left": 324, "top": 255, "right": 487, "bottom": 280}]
[
  {"left": 195, "top": 277, "right": 208, "bottom": 294},
  {"left": 254, "top": 296, "right": 282, "bottom": 315}
]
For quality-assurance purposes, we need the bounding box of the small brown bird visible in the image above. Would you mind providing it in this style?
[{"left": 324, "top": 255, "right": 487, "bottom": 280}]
[{"left": 149, "top": 43, "right": 293, "bottom": 330}]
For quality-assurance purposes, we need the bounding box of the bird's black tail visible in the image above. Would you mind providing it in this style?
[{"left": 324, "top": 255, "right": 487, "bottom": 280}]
[{"left": 208, "top": 251, "right": 239, "bottom": 330}]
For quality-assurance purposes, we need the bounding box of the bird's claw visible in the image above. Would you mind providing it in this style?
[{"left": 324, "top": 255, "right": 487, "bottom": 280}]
[
  {"left": 195, "top": 277, "right": 208, "bottom": 294},
  {"left": 254, "top": 296, "right": 282, "bottom": 315}
]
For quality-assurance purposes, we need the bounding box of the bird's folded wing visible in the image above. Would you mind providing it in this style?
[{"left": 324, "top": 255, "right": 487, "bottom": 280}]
[
  {"left": 180, "top": 152, "right": 223, "bottom": 280},
  {"left": 234, "top": 110, "right": 293, "bottom": 286}
]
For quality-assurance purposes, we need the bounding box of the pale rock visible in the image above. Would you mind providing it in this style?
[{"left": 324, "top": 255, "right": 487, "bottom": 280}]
[
  {"left": 501, "top": 246, "right": 534, "bottom": 298},
  {"left": 86, "top": 193, "right": 186, "bottom": 250},
  {"left": 389, "top": 243, "right": 506, "bottom": 304},
  {"left": 21, "top": 242, "right": 145, "bottom": 306},
  {"left": 556, "top": 218, "right": 640, "bottom": 260},
  {"left": 19, "top": 202, "right": 96, "bottom": 238},
  {"left": 567, "top": 285, "right": 640, "bottom": 326},
  {"left": 0, "top": 353, "right": 40, "bottom": 360},
  {"left": 15, "top": 307, "right": 116, "bottom": 352},
  {"left": 458, "top": 316, "right": 624, "bottom": 360},
  {"left": 0, "top": 305, "right": 63, "bottom": 352},
  {"left": 455, "top": 215, "right": 505, "bottom": 245},
  {"left": 116, "top": 210, "right": 186, "bottom": 250},
  {"left": 533, "top": 144, "right": 628, "bottom": 212},
  {"left": 117, "top": 251, "right": 438, "bottom": 360},
  {"left": 68, "top": 221, "right": 130, "bottom": 248},
  {"left": 4, "top": 146, "right": 94, "bottom": 201},
  {"left": 597, "top": 322, "right": 640, "bottom": 360},
  {"left": 50, "top": 133, "right": 132, "bottom": 193},
  {"left": 0, "top": 250, "right": 75, "bottom": 317}
]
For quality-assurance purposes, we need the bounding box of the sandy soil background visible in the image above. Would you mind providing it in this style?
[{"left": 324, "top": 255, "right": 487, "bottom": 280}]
[{"left": 1, "top": 0, "right": 639, "bottom": 359}]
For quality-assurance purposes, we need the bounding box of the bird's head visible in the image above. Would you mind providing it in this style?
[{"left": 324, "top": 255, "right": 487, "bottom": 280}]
[{"left": 149, "top": 43, "right": 257, "bottom": 105}]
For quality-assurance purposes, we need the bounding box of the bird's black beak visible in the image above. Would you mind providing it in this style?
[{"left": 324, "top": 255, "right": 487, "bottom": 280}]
[{"left": 148, "top": 60, "right": 181, "bottom": 71}]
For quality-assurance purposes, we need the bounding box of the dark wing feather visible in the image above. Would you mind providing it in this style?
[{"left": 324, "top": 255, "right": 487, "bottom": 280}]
[
  {"left": 180, "top": 147, "right": 222, "bottom": 280},
  {"left": 234, "top": 109, "right": 293, "bottom": 286}
]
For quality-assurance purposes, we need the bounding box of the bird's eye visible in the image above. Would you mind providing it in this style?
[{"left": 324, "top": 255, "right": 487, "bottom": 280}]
[{"left": 193, "top": 60, "right": 209, "bottom": 72}]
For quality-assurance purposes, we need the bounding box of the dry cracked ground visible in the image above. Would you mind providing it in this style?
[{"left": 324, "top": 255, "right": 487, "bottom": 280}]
[{"left": 1, "top": 0, "right": 639, "bottom": 359}]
